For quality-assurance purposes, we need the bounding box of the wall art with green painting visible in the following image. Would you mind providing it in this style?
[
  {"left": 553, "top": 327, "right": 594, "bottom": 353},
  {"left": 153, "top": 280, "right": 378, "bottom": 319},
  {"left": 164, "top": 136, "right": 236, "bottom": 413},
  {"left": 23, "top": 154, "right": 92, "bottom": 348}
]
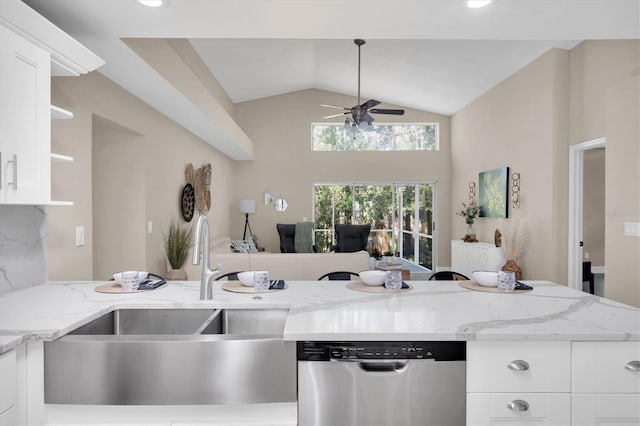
[{"left": 479, "top": 167, "right": 509, "bottom": 218}]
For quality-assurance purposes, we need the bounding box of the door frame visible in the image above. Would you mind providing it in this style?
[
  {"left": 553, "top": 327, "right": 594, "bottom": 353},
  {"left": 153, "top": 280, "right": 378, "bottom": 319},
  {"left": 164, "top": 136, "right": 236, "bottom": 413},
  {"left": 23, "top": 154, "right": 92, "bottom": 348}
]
[{"left": 568, "top": 137, "right": 606, "bottom": 291}]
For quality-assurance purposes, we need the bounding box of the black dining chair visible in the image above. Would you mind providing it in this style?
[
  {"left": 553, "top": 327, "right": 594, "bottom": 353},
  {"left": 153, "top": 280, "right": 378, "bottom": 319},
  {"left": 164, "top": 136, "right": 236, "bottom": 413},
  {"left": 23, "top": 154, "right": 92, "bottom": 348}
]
[
  {"left": 428, "top": 271, "right": 470, "bottom": 281},
  {"left": 331, "top": 224, "right": 371, "bottom": 252},
  {"left": 318, "top": 271, "right": 360, "bottom": 281},
  {"left": 276, "top": 224, "right": 297, "bottom": 253},
  {"left": 582, "top": 261, "right": 595, "bottom": 294}
]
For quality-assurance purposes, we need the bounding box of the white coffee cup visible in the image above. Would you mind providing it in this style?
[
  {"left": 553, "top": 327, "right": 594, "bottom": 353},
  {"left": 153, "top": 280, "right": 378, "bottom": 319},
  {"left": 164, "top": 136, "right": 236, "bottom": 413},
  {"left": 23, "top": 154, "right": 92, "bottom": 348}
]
[
  {"left": 119, "top": 271, "right": 141, "bottom": 292},
  {"left": 497, "top": 270, "right": 516, "bottom": 292},
  {"left": 254, "top": 271, "right": 270, "bottom": 291}
]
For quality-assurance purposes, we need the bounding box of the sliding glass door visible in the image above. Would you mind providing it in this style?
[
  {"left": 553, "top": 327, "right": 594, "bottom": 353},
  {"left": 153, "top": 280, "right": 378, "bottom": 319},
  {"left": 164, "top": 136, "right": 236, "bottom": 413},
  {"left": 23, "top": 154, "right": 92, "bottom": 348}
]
[
  {"left": 397, "top": 183, "right": 434, "bottom": 270},
  {"left": 313, "top": 182, "right": 435, "bottom": 270}
]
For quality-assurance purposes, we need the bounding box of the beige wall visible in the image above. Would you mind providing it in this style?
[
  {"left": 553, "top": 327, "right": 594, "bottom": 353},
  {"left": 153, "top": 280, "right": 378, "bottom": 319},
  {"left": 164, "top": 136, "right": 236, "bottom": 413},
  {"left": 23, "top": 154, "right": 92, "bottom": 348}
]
[
  {"left": 451, "top": 40, "right": 639, "bottom": 307},
  {"left": 583, "top": 148, "right": 605, "bottom": 266},
  {"left": 570, "top": 40, "right": 639, "bottom": 306},
  {"left": 49, "top": 72, "right": 236, "bottom": 281},
  {"left": 233, "top": 89, "right": 452, "bottom": 265},
  {"left": 92, "top": 116, "right": 145, "bottom": 280},
  {"left": 604, "top": 74, "right": 639, "bottom": 307},
  {"left": 451, "top": 48, "right": 569, "bottom": 282}
]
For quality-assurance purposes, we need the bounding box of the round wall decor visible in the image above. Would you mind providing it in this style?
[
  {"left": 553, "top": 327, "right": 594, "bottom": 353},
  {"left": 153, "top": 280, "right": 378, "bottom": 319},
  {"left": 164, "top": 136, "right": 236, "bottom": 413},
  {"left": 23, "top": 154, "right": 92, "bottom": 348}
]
[{"left": 181, "top": 183, "right": 195, "bottom": 222}]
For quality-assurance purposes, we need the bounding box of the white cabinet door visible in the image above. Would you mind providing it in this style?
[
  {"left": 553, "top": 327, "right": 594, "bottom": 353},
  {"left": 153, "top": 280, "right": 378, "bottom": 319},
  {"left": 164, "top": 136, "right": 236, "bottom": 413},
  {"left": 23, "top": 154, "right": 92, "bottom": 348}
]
[
  {"left": 572, "top": 342, "right": 640, "bottom": 394},
  {"left": 572, "top": 394, "right": 640, "bottom": 425},
  {"left": 0, "top": 24, "right": 50, "bottom": 205},
  {"left": 467, "top": 393, "right": 571, "bottom": 426}
]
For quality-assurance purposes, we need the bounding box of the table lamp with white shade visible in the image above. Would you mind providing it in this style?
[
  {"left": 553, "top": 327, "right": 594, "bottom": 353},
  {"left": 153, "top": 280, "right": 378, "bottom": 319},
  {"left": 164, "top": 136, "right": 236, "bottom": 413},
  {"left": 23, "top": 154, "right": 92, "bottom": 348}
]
[{"left": 239, "top": 199, "right": 256, "bottom": 240}]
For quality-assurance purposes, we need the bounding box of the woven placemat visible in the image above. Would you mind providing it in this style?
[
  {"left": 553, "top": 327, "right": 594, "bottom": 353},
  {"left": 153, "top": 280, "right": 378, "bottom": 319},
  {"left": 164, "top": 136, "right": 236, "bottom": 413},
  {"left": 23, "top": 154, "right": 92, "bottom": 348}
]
[
  {"left": 94, "top": 282, "right": 167, "bottom": 294},
  {"left": 346, "top": 281, "right": 413, "bottom": 294},
  {"left": 221, "top": 280, "right": 288, "bottom": 294},
  {"left": 458, "top": 280, "right": 532, "bottom": 294}
]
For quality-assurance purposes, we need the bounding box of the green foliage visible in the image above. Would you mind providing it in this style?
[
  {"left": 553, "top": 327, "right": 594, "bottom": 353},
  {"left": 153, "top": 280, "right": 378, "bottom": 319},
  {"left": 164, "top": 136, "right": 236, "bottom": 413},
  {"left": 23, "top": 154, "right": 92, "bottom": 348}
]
[
  {"left": 456, "top": 199, "right": 480, "bottom": 224},
  {"left": 311, "top": 123, "right": 438, "bottom": 151},
  {"left": 164, "top": 219, "right": 193, "bottom": 269},
  {"left": 313, "top": 183, "right": 435, "bottom": 270}
]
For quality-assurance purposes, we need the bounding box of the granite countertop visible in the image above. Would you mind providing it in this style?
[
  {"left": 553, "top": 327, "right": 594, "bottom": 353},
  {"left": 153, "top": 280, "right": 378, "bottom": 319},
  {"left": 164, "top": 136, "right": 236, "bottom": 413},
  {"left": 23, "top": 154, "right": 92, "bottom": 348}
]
[{"left": 0, "top": 279, "right": 638, "bottom": 354}]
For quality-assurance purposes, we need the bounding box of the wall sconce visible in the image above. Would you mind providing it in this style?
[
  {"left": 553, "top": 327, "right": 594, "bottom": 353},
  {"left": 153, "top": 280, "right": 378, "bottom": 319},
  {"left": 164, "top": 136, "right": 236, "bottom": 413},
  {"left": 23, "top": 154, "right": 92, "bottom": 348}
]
[
  {"left": 264, "top": 187, "right": 287, "bottom": 212},
  {"left": 511, "top": 172, "right": 521, "bottom": 208},
  {"left": 468, "top": 181, "right": 476, "bottom": 201},
  {"left": 239, "top": 199, "right": 256, "bottom": 239},
  {"left": 263, "top": 188, "right": 273, "bottom": 205}
]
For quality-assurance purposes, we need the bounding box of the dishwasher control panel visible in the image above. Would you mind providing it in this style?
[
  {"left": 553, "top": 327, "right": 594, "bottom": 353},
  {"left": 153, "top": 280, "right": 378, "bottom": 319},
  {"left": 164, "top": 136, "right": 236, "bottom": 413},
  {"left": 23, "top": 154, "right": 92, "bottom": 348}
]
[
  {"left": 330, "top": 343, "right": 428, "bottom": 360},
  {"left": 297, "top": 341, "right": 465, "bottom": 361}
]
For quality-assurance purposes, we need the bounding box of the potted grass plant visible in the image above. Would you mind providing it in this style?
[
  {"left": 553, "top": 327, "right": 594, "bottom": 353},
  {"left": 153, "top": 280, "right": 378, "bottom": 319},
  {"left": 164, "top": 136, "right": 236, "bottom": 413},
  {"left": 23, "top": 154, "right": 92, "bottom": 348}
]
[{"left": 164, "top": 218, "right": 193, "bottom": 280}]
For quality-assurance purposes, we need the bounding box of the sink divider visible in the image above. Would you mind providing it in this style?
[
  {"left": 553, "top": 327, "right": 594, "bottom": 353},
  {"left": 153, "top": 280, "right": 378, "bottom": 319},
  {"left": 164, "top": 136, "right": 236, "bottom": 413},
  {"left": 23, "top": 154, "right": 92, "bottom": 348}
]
[{"left": 193, "top": 309, "right": 222, "bottom": 335}]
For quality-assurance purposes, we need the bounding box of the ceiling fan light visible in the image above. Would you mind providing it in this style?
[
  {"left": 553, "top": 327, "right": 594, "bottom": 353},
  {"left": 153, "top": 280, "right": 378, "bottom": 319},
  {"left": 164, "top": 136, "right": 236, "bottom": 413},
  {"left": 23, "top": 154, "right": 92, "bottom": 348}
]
[{"left": 466, "top": 0, "right": 492, "bottom": 8}]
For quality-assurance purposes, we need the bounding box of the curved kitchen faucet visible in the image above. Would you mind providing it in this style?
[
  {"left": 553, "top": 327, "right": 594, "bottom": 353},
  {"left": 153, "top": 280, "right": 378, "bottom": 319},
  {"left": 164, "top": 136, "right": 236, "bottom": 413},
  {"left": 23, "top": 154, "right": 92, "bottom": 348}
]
[{"left": 192, "top": 215, "right": 222, "bottom": 300}]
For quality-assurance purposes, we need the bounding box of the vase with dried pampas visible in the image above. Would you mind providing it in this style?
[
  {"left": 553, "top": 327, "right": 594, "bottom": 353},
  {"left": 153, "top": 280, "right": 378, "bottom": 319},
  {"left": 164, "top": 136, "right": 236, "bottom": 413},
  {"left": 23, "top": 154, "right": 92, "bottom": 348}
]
[{"left": 498, "top": 216, "right": 530, "bottom": 280}]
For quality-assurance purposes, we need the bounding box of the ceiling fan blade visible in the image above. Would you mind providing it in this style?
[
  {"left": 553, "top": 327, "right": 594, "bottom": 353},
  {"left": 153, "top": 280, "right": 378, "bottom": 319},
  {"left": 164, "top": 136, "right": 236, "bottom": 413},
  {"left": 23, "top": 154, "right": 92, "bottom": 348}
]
[
  {"left": 361, "top": 99, "right": 381, "bottom": 110},
  {"left": 321, "top": 104, "right": 349, "bottom": 110},
  {"left": 323, "top": 112, "right": 349, "bottom": 119},
  {"left": 370, "top": 108, "right": 405, "bottom": 115}
]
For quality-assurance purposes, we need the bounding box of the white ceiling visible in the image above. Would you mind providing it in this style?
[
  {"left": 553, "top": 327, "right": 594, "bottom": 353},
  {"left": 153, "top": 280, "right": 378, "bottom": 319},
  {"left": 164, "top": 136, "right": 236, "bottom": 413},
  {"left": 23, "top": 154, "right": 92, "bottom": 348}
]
[
  {"left": 24, "top": 0, "right": 640, "bottom": 158},
  {"left": 190, "top": 38, "right": 580, "bottom": 115}
]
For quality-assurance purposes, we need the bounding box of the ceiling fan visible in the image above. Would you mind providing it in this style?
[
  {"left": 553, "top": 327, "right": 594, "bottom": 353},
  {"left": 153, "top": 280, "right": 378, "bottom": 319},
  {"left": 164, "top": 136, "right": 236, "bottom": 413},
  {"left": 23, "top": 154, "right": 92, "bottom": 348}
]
[{"left": 322, "top": 39, "right": 405, "bottom": 128}]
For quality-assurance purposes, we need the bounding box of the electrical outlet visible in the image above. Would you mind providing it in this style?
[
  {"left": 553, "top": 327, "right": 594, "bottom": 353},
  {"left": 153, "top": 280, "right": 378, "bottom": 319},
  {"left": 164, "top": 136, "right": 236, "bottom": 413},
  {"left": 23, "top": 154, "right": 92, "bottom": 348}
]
[
  {"left": 584, "top": 252, "right": 590, "bottom": 260},
  {"left": 75, "top": 226, "right": 85, "bottom": 247},
  {"left": 147, "top": 221, "right": 153, "bottom": 234}
]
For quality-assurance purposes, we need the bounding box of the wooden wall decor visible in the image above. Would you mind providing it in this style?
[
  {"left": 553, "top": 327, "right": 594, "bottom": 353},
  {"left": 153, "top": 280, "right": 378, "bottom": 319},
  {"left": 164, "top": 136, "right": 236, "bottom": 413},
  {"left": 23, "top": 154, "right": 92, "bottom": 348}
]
[{"left": 181, "top": 162, "right": 211, "bottom": 221}]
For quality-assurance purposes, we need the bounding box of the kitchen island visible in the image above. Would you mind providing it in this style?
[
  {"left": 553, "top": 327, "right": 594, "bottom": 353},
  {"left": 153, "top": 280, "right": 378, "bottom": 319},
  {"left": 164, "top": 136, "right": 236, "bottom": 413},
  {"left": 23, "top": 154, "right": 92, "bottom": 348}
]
[{"left": 0, "top": 279, "right": 638, "bottom": 425}]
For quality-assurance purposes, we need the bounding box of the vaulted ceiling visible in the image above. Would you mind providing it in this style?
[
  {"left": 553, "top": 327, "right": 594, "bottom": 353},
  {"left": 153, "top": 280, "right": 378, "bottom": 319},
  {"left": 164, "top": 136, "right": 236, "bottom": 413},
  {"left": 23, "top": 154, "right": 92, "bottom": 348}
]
[{"left": 25, "top": 0, "right": 640, "bottom": 159}]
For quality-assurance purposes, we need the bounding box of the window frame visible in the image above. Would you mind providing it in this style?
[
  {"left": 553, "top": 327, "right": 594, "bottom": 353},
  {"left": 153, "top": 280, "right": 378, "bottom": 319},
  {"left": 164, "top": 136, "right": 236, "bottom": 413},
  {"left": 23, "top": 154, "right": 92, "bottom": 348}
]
[
  {"left": 312, "top": 181, "right": 437, "bottom": 270},
  {"left": 310, "top": 122, "right": 440, "bottom": 152}
]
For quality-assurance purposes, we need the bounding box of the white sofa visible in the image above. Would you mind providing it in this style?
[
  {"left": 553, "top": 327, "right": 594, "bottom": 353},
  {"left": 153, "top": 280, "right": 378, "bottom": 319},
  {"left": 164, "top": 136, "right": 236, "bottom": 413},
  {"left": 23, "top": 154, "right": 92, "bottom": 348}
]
[{"left": 184, "top": 249, "right": 371, "bottom": 281}]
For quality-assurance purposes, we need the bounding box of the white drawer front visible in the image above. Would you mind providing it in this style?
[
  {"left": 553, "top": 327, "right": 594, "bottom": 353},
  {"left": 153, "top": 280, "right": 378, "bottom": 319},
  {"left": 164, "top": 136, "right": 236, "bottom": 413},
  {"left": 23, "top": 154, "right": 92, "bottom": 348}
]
[
  {"left": 572, "top": 342, "right": 640, "bottom": 393},
  {"left": 467, "top": 393, "right": 571, "bottom": 425},
  {"left": 0, "top": 351, "right": 16, "bottom": 414},
  {"left": 467, "top": 341, "right": 571, "bottom": 392},
  {"left": 572, "top": 394, "right": 640, "bottom": 425}
]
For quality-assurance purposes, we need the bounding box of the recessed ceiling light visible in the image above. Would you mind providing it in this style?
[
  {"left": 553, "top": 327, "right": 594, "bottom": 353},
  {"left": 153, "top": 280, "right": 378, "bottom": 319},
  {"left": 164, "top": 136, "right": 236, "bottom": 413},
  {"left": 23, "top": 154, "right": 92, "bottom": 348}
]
[
  {"left": 138, "top": 0, "right": 167, "bottom": 7},
  {"left": 467, "top": 0, "right": 493, "bottom": 8}
]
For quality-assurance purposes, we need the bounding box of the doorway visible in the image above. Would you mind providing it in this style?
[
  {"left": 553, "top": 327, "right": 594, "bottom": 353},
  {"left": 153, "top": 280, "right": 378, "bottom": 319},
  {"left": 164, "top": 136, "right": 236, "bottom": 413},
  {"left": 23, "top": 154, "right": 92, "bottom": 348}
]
[{"left": 568, "top": 138, "right": 606, "bottom": 294}]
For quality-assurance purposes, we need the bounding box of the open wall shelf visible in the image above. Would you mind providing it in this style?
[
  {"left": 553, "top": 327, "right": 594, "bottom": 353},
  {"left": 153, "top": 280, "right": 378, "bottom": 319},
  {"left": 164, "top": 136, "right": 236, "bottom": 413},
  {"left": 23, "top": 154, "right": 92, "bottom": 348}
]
[{"left": 50, "top": 105, "right": 73, "bottom": 120}]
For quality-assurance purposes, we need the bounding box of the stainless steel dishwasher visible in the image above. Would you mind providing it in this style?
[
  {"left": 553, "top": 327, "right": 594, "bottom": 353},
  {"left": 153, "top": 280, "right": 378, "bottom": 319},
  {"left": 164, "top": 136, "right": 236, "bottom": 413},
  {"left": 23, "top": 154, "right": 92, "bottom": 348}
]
[{"left": 297, "top": 341, "right": 466, "bottom": 426}]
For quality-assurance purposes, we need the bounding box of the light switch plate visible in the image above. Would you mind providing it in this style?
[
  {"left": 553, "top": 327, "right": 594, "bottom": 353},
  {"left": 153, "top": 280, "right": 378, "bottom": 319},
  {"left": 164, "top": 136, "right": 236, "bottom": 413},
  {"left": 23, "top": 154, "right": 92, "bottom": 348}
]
[
  {"left": 147, "top": 221, "right": 153, "bottom": 234},
  {"left": 75, "top": 226, "right": 85, "bottom": 247},
  {"left": 624, "top": 222, "right": 640, "bottom": 237}
]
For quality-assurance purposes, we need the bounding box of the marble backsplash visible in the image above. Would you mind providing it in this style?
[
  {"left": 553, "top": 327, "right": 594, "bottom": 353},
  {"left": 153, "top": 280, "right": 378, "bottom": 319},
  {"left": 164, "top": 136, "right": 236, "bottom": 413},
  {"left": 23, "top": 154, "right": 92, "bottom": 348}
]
[{"left": 0, "top": 205, "right": 47, "bottom": 296}]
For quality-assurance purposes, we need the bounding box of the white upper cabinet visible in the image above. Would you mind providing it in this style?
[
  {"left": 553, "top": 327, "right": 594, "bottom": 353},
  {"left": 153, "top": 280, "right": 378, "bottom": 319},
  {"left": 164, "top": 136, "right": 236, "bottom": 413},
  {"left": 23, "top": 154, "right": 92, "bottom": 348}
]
[
  {"left": 0, "top": 0, "right": 103, "bottom": 205},
  {"left": 0, "top": 24, "right": 50, "bottom": 204}
]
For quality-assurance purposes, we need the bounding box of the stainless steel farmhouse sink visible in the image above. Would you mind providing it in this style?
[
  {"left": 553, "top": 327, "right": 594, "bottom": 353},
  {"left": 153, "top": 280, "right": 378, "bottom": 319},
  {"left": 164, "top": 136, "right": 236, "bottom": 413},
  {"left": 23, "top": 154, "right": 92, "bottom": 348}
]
[{"left": 44, "top": 309, "right": 295, "bottom": 405}]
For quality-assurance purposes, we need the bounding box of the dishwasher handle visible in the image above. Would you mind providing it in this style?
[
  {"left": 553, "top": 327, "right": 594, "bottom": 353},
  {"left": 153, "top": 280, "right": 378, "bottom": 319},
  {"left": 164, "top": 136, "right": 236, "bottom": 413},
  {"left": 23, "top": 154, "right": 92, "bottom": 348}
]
[{"left": 357, "top": 360, "right": 408, "bottom": 372}]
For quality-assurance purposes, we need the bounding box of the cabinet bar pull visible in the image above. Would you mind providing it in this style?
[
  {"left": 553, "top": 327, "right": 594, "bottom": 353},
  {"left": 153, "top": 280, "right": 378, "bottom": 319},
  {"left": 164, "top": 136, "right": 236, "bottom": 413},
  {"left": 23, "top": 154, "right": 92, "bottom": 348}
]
[
  {"left": 507, "top": 360, "right": 530, "bottom": 371},
  {"left": 507, "top": 400, "right": 530, "bottom": 412},
  {"left": 0, "top": 151, "right": 2, "bottom": 189},
  {"left": 624, "top": 361, "right": 640, "bottom": 372},
  {"left": 8, "top": 154, "right": 17, "bottom": 190}
]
